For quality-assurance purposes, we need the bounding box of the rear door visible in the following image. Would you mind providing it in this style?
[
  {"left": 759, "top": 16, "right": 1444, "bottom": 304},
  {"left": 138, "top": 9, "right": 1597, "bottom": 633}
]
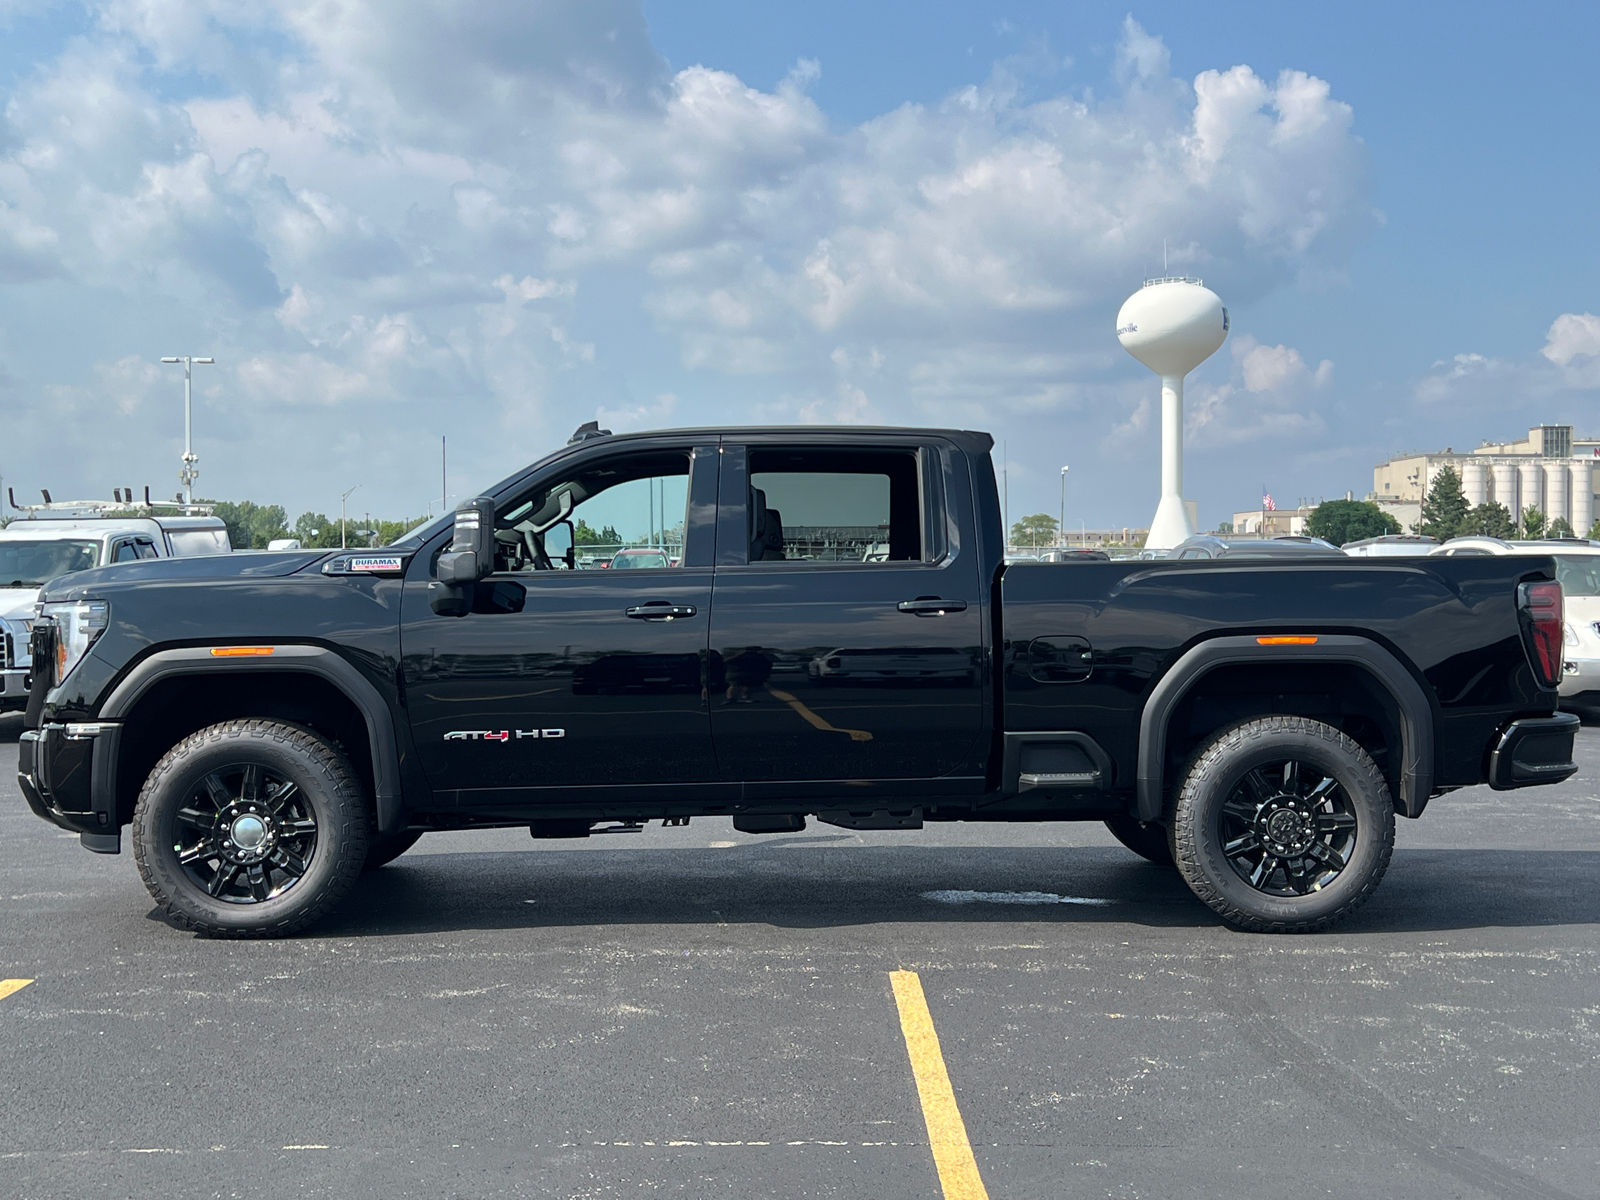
[{"left": 707, "top": 438, "right": 986, "bottom": 786}]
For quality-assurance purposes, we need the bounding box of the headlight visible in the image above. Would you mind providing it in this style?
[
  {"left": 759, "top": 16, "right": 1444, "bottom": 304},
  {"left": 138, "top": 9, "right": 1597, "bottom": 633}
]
[
  {"left": 38, "top": 600, "right": 109, "bottom": 685},
  {"left": 1565, "top": 622, "right": 1579, "bottom": 647}
]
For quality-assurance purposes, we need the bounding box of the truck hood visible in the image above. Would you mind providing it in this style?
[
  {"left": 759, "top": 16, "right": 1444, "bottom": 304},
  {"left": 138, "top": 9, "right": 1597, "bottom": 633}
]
[
  {"left": 40, "top": 550, "right": 329, "bottom": 601},
  {"left": 0, "top": 585, "right": 42, "bottom": 620}
]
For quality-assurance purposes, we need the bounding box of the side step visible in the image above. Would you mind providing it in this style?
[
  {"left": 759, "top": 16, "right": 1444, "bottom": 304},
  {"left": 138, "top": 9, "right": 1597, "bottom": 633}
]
[{"left": 816, "top": 807, "right": 923, "bottom": 831}]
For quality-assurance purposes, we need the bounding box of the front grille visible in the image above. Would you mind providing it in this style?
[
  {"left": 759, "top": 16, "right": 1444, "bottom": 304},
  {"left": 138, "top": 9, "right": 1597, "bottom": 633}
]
[{"left": 1, "top": 630, "right": 11, "bottom": 670}]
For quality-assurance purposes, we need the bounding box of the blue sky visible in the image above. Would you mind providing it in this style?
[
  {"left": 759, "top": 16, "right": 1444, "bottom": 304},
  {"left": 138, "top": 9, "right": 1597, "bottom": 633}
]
[{"left": 1, "top": 1, "right": 1596, "bottom": 529}]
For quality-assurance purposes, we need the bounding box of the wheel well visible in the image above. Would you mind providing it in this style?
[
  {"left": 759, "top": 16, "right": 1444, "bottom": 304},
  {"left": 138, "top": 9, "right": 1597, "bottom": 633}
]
[
  {"left": 116, "top": 671, "right": 375, "bottom": 824},
  {"left": 1164, "top": 663, "right": 1404, "bottom": 809}
]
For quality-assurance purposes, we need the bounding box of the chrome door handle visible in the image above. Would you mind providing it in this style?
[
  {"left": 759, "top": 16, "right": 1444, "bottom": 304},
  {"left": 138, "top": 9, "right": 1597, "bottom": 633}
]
[
  {"left": 625, "top": 603, "right": 698, "bottom": 621},
  {"left": 897, "top": 597, "right": 967, "bottom": 616}
]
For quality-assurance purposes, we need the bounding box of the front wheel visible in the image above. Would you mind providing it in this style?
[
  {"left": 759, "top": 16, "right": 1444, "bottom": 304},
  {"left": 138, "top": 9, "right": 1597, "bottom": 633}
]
[
  {"left": 1169, "top": 716, "right": 1394, "bottom": 933},
  {"left": 132, "top": 720, "right": 369, "bottom": 938}
]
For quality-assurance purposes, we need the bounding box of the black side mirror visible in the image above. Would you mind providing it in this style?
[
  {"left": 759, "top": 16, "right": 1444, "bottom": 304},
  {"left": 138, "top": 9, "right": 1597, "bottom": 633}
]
[{"left": 430, "top": 496, "right": 495, "bottom": 616}]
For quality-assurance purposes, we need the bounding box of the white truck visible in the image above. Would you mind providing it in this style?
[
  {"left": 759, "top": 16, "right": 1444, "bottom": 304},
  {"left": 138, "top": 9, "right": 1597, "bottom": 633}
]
[{"left": 0, "top": 504, "right": 231, "bottom": 712}]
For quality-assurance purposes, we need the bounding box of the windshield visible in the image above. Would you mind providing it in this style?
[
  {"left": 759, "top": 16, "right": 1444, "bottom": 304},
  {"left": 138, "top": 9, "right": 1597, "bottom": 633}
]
[
  {"left": 1554, "top": 555, "right": 1600, "bottom": 597},
  {"left": 612, "top": 550, "right": 669, "bottom": 569},
  {"left": 0, "top": 539, "right": 100, "bottom": 587}
]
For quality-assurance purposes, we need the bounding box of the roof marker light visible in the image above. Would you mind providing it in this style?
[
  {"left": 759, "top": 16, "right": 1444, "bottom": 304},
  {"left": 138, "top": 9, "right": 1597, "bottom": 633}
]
[
  {"left": 211, "top": 646, "right": 275, "bottom": 657},
  {"left": 1256, "top": 635, "right": 1318, "bottom": 646}
]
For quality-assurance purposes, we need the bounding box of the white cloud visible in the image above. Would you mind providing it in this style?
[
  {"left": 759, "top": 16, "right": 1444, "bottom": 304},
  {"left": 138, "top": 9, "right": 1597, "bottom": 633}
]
[
  {"left": 1186, "top": 335, "right": 1332, "bottom": 447},
  {"left": 0, "top": 3, "right": 1376, "bottom": 520},
  {"left": 1414, "top": 311, "right": 1600, "bottom": 411}
]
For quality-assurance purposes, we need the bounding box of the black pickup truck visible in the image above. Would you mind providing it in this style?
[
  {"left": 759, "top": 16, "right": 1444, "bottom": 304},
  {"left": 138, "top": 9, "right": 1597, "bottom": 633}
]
[{"left": 16, "top": 425, "right": 1580, "bottom": 937}]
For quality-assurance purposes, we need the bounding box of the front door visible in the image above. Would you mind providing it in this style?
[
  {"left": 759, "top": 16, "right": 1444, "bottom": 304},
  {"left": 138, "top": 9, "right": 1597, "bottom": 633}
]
[
  {"left": 707, "top": 440, "right": 987, "bottom": 785},
  {"left": 401, "top": 443, "right": 720, "bottom": 805}
]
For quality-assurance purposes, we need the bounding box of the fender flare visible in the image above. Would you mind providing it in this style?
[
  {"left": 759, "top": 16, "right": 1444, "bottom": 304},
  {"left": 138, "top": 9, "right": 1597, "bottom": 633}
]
[
  {"left": 99, "top": 645, "right": 405, "bottom": 832},
  {"left": 1135, "top": 634, "right": 1435, "bottom": 822}
]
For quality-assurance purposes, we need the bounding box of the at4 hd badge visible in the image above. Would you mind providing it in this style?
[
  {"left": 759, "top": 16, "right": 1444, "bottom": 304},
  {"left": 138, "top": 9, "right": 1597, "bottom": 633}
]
[{"left": 444, "top": 729, "right": 566, "bottom": 742}]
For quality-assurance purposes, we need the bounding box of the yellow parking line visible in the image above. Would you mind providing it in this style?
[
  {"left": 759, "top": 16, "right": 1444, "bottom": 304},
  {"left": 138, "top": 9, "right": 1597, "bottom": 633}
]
[
  {"left": 766, "top": 687, "right": 873, "bottom": 742},
  {"left": 0, "top": 979, "right": 34, "bottom": 1002},
  {"left": 889, "top": 970, "right": 990, "bottom": 1200}
]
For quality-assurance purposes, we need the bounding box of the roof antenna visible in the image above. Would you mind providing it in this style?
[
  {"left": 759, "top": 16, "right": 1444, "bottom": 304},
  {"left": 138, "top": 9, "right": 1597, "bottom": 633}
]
[{"left": 1164, "top": 238, "right": 1168, "bottom": 274}]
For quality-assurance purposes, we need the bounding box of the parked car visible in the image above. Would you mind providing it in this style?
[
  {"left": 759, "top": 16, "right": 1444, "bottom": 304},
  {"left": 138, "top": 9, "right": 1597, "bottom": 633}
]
[
  {"left": 1166, "top": 534, "right": 1344, "bottom": 559},
  {"left": 1430, "top": 537, "right": 1600, "bottom": 713},
  {"left": 1037, "top": 549, "right": 1111, "bottom": 563},
  {"left": 19, "top": 424, "right": 1577, "bottom": 938},
  {"left": 610, "top": 547, "right": 671, "bottom": 569},
  {"left": 808, "top": 646, "right": 977, "bottom": 686},
  {"left": 0, "top": 511, "right": 230, "bottom": 713},
  {"left": 1342, "top": 535, "right": 1440, "bottom": 556}
]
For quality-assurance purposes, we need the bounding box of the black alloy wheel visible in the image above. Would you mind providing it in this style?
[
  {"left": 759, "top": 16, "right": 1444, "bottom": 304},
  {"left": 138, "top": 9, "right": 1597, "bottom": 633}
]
[
  {"left": 172, "top": 762, "right": 319, "bottom": 902},
  {"left": 1215, "top": 758, "right": 1359, "bottom": 896},
  {"left": 133, "top": 720, "right": 369, "bottom": 937},
  {"left": 1170, "top": 716, "right": 1394, "bottom": 933}
]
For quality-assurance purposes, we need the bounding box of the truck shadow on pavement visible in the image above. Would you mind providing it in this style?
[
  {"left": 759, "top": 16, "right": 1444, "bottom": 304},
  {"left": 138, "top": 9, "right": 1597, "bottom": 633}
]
[{"left": 296, "top": 845, "right": 1600, "bottom": 939}]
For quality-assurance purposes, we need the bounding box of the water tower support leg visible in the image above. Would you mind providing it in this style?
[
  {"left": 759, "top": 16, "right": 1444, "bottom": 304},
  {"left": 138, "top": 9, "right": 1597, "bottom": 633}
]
[{"left": 1147, "top": 373, "right": 1195, "bottom": 549}]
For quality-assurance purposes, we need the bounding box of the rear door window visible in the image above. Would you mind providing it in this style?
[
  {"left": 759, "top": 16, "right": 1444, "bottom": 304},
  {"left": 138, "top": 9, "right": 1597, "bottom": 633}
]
[{"left": 744, "top": 447, "right": 927, "bottom": 564}]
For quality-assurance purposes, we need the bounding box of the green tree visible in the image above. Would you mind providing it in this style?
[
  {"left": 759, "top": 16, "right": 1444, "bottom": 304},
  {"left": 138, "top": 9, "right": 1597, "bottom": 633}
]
[
  {"left": 1459, "top": 501, "right": 1517, "bottom": 538},
  {"left": 1418, "top": 465, "right": 1470, "bottom": 539},
  {"left": 1521, "top": 507, "right": 1548, "bottom": 538},
  {"left": 293, "top": 511, "right": 343, "bottom": 549},
  {"left": 573, "top": 519, "right": 615, "bottom": 546},
  {"left": 1306, "top": 499, "right": 1401, "bottom": 546},
  {"left": 372, "top": 515, "right": 430, "bottom": 545},
  {"left": 1549, "top": 516, "right": 1575, "bottom": 539},
  {"left": 212, "top": 500, "right": 290, "bottom": 549},
  {"left": 1010, "top": 513, "right": 1059, "bottom": 547}
]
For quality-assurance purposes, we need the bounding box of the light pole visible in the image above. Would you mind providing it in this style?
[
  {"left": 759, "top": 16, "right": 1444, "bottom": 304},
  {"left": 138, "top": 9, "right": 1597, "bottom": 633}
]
[
  {"left": 341, "top": 485, "right": 360, "bottom": 550},
  {"left": 1059, "top": 465, "right": 1069, "bottom": 548},
  {"left": 161, "top": 356, "right": 215, "bottom": 506}
]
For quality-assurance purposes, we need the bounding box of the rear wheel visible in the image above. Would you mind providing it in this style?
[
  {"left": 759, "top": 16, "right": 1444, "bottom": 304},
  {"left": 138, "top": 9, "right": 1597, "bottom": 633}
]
[
  {"left": 1169, "top": 716, "right": 1394, "bottom": 933},
  {"left": 1103, "top": 815, "right": 1173, "bottom": 865},
  {"left": 132, "top": 720, "right": 369, "bottom": 938}
]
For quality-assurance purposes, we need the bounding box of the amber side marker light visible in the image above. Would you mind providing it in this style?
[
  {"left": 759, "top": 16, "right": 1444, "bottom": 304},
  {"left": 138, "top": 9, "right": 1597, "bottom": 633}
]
[
  {"left": 1256, "top": 635, "right": 1318, "bottom": 646},
  {"left": 210, "top": 646, "right": 275, "bottom": 657}
]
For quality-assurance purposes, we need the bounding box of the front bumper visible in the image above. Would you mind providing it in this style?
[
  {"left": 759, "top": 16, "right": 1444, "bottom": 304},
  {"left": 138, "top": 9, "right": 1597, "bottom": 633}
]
[
  {"left": 17, "top": 722, "right": 123, "bottom": 853},
  {"left": 1488, "top": 713, "right": 1581, "bottom": 790},
  {"left": 1, "top": 668, "right": 27, "bottom": 709},
  {"left": 1559, "top": 657, "right": 1600, "bottom": 699}
]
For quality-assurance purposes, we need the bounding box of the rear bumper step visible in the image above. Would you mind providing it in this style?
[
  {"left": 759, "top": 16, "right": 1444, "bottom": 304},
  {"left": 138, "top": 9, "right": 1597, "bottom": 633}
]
[{"left": 1488, "top": 713, "right": 1581, "bottom": 790}]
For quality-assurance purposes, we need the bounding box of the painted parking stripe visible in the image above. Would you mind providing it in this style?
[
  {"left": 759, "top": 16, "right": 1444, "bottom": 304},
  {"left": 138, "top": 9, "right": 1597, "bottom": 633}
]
[
  {"left": 889, "top": 970, "right": 990, "bottom": 1200},
  {"left": 0, "top": 979, "right": 34, "bottom": 1002}
]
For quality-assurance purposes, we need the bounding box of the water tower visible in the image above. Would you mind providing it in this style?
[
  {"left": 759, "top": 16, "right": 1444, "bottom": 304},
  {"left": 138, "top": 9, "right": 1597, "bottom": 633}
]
[{"left": 1115, "top": 278, "right": 1228, "bottom": 549}]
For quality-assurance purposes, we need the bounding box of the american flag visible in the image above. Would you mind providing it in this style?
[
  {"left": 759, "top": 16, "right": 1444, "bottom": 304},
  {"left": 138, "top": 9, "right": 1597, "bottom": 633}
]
[{"left": 1262, "top": 491, "right": 1276, "bottom": 512}]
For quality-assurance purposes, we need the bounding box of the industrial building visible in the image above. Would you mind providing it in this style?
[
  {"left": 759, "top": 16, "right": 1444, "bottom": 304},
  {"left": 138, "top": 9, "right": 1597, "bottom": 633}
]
[{"left": 1370, "top": 425, "right": 1600, "bottom": 534}]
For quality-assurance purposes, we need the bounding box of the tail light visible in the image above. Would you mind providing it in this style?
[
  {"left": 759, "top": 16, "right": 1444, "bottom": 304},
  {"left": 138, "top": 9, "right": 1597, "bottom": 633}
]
[{"left": 1518, "top": 580, "right": 1564, "bottom": 689}]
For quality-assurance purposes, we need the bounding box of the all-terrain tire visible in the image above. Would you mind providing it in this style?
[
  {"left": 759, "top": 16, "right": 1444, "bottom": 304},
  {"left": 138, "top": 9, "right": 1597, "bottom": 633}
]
[
  {"left": 132, "top": 719, "right": 369, "bottom": 938},
  {"left": 1169, "top": 716, "right": 1395, "bottom": 933},
  {"left": 1103, "top": 815, "right": 1174, "bottom": 866},
  {"left": 364, "top": 830, "right": 424, "bottom": 871}
]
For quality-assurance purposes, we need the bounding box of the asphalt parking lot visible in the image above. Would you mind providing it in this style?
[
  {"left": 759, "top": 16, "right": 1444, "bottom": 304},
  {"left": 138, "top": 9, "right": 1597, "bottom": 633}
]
[{"left": 2, "top": 713, "right": 1599, "bottom": 1200}]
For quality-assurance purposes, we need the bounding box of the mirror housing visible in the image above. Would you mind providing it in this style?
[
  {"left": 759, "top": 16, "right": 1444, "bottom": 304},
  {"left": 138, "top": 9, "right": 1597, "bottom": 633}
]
[
  {"left": 436, "top": 497, "right": 495, "bottom": 585},
  {"left": 430, "top": 496, "right": 494, "bottom": 616}
]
